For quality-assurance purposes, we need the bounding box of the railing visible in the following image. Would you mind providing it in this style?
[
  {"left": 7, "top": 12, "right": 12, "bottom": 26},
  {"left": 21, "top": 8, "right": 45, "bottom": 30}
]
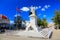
[{"left": 39, "top": 27, "right": 53, "bottom": 38}]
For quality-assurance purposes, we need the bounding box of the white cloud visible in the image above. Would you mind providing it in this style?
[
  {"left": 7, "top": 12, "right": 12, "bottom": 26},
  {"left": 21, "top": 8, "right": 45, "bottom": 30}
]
[
  {"left": 33, "top": 6, "right": 39, "bottom": 10},
  {"left": 20, "top": 5, "right": 50, "bottom": 12},
  {"left": 43, "top": 15, "right": 46, "bottom": 18},
  {"left": 39, "top": 6, "right": 41, "bottom": 8},
  {"left": 48, "top": 5, "right": 50, "bottom": 7},
  {"left": 41, "top": 8, "right": 45, "bottom": 11},
  {"left": 44, "top": 5, "right": 51, "bottom": 9},
  {"left": 41, "top": 5, "right": 51, "bottom": 11},
  {"left": 10, "top": 20, "right": 14, "bottom": 24},
  {"left": 44, "top": 5, "right": 48, "bottom": 9},
  {"left": 20, "top": 7, "right": 29, "bottom": 12},
  {"left": 32, "top": 6, "right": 41, "bottom": 10},
  {"left": 20, "top": 6, "right": 41, "bottom": 12},
  {"left": 35, "top": 6, "right": 38, "bottom": 9}
]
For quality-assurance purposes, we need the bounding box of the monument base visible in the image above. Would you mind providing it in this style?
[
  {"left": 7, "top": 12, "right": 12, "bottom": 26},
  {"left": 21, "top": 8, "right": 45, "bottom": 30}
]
[{"left": 14, "top": 28, "right": 52, "bottom": 39}]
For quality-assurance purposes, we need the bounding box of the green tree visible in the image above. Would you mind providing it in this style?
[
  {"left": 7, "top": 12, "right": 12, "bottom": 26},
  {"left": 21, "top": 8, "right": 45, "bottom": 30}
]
[
  {"left": 37, "top": 18, "right": 43, "bottom": 26},
  {"left": 52, "top": 10, "right": 60, "bottom": 29},
  {"left": 37, "top": 18, "right": 48, "bottom": 28},
  {"left": 42, "top": 18, "right": 48, "bottom": 27}
]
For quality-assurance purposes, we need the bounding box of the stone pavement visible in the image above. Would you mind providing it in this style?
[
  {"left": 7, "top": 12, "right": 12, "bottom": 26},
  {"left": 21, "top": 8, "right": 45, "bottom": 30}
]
[
  {"left": 15, "top": 28, "right": 52, "bottom": 38},
  {"left": 51, "top": 29, "right": 60, "bottom": 40},
  {"left": 0, "top": 29, "right": 60, "bottom": 40}
]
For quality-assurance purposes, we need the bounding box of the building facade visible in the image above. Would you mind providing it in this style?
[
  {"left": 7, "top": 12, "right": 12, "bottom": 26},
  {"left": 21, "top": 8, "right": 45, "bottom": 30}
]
[{"left": 0, "top": 14, "right": 10, "bottom": 29}]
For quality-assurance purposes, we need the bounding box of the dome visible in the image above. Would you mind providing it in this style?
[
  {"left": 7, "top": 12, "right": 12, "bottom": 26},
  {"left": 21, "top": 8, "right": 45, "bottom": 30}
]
[{"left": 0, "top": 14, "right": 7, "bottom": 19}]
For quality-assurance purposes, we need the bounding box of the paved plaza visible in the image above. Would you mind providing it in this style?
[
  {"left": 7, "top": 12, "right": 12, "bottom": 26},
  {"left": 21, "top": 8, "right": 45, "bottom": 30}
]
[{"left": 0, "top": 29, "right": 60, "bottom": 40}]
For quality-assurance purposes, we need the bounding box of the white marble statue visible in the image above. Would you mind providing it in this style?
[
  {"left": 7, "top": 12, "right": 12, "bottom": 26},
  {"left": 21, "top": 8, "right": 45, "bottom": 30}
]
[{"left": 26, "top": 6, "right": 38, "bottom": 32}]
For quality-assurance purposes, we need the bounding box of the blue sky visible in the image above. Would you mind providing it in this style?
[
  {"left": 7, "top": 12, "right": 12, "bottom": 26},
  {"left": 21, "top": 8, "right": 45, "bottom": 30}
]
[{"left": 0, "top": 0, "right": 60, "bottom": 23}]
